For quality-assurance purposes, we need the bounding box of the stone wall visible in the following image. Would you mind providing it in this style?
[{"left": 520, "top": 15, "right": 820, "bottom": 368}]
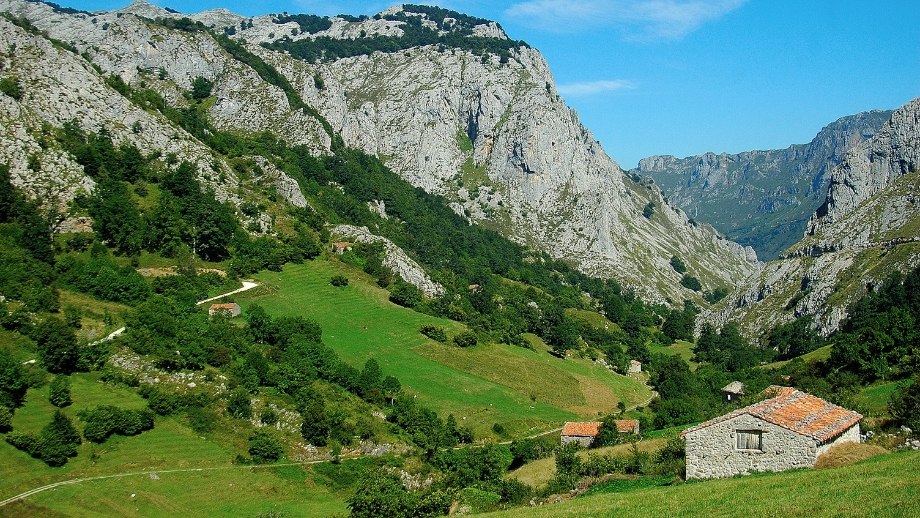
[
  {"left": 560, "top": 435, "right": 594, "bottom": 448},
  {"left": 684, "top": 414, "right": 819, "bottom": 480},
  {"left": 816, "top": 422, "right": 860, "bottom": 458}
]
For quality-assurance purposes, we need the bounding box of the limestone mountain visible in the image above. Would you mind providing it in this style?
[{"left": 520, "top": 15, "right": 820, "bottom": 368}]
[
  {"left": 0, "top": 0, "right": 758, "bottom": 304},
  {"left": 705, "top": 97, "right": 920, "bottom": 338},
  {"left": 635, "top": 111, "right": 892, "bottom": 260}
]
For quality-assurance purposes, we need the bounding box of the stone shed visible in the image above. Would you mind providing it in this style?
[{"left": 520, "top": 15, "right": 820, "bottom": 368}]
[
  {"left": 722, "top": 381, "right": 745, "bottom": 406},
  {"left": 208, "top": 303, "right": 241, "bottom": 317},
  {"left": 561, "top": 422, "right": 602, "bottom": 447},
  {"left": 680, "top": 386, "right": 862, "bottom": 480}
]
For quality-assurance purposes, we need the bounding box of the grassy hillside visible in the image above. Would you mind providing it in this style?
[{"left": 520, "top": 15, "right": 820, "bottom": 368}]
[
  {"left": 236, "top": 259, "right": 651, "bottom": 437},
  {"left": 0, "top": 371, "right": 348, "bottom": 517},
  {"left": 489, "top": 450, "right": 920, "bottom": 518}
]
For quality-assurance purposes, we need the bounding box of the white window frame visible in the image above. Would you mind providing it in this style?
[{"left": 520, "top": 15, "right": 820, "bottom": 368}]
[{"left": 736, "top": 430, "right": 763, "bottom": 452}]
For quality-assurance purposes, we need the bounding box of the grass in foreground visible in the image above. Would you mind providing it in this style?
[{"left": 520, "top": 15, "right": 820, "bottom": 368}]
[{"left": 491, "top": 450, "right": 920, "bottom": 518}]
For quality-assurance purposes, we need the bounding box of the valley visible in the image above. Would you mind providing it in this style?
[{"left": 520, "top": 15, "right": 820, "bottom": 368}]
[{"left": 0, "top": 0, "right": 917, "bottom": 516}]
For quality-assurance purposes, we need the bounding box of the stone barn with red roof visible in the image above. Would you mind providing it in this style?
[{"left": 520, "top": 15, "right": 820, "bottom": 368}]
[
  {"left": 561, "top": 422, "right": 602, "bottom": 447},
  {"left": 680, "top": 386, "right": 862, "bottom": 480}
]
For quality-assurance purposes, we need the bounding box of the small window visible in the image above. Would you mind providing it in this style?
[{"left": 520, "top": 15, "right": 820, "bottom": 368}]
[{"left": 736, "top": 430, "right": 763, "bottom": 451}]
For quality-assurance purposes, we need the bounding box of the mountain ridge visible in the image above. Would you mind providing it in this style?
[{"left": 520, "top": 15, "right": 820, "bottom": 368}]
[
  {"left": 635, "top": 110, "right": 893, "bottom": 260},
  {"left": 0, "top": 0, "right": 758, "bottom": 304}
]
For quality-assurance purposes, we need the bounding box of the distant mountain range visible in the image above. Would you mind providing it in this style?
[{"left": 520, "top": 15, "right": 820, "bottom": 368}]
[{"left": 634, "top": 110, "right": 893, "bottom": 260}]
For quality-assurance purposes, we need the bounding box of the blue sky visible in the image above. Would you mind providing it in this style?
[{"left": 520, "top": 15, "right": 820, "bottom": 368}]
[{"left": 61, "top": 0, "right": 920, "bottom": 168}]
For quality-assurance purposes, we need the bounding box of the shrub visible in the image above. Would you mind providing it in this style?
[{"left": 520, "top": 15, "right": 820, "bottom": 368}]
[
  {"left": 680, "top": 274, "right": 702, "bottom": 292},
  {"left": 0, "top": 405, "right": 12, "bottom": 432},
  {"left": 48, "top": 375, "right": 72, "bottom": 407},
  {"left": 669, "top": 255, "right": 687, "bottom": 274},
  {"left": 227, "top": 389, "right": 252, "bottom": 419},
  {"left": 147, "top": 391, "right": 178, "bottom": 415},
  {"left": 249, "top": 429, "right": 283, "bottom": 463},
  {"left": 389, "top": 281, "right": 423, "bottom": 308},
  {"left": 419, "top": 324, "right": 447, "bottom": 342},
  {"left": 643, "top": 202, "right": 655, "bottom": 219},
  {"left": 330, "top": 274, "right": 349, "bottom": 287},
  {"left": 453, "top": 331, "right": 478, "bottom": 348},
  {"left": 0, "top": 76, "right": 22, "bottom": 100}
]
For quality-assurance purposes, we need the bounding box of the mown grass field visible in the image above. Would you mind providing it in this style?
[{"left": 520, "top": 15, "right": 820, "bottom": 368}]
[
  {"left": 239, "top": 260, "right": 651, "bottom": 437},
  {"left": 493, "top": 450, "right": 920, "bottom": 518}
]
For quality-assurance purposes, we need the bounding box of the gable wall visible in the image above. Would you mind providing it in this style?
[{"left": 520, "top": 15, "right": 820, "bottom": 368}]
[{"left": 684, "top": 414, "right": 818, "bottom": 479}]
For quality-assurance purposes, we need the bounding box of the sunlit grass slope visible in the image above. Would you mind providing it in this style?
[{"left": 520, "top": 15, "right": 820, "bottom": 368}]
[{"left": 240, "top": 260, "right": 650, "bottom": 436}]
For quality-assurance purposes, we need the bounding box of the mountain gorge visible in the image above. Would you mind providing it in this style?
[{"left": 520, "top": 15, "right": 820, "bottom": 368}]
[
  {"left": 0, "top": 0, "right": 757, "bottom": 303},
  {"left": 707, "top": 97, "right": 920, "bottom": 337},
  {"left": 636, "top": 111, "right": 892, "bottom": 260}
]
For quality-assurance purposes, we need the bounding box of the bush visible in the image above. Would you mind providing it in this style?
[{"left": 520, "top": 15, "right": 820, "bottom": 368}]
[
  {"left": 453, "top": 331, "right": 478, "bottom": 348},
  {"left": 48, "top": 375, "right": 72, "bottom": 407},
  {"left": 0, "top": 76, "right": 22, "bottom": 100},
  {"left": 330, "top": 274, "right": 349, "bottom": 287},
  {"left": 680, "top": 274, "right": 702, "bottom": 292},
  {"left": 227, "top": 389, "right": 252, "bottom": 419},
  {"left": 147, "top": 391, "right": 178, "bottom": 415},
  {"left": 419, "top": 324, "right": 447, "bottom": 342},
  {"left": 389, "top": 281, "right": 423, "bottom": 308},
  {"left": 669, "top": 255, "right": 687, "bottom": 274},
  {"left": 0, "top": 405, "right": 12, "bottom": 432},
  {"left": 249, "top": 429, "right": 283, "bottom": 463}
]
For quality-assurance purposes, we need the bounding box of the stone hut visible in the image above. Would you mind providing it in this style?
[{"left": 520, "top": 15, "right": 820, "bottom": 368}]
[
  {"left": 628, "top": 360, "right": 642, "bottom": 374},
  {"left": 680, "top": 386, "right": 862, "bottom": 480},
  {"left": 722, "top": 381, "right": 745, "bottom": 406},
  {"left": 561, "top": 421, "right": 602, "bottom": 447},
  {"left": 208, "top": 303, "right": 241, "bottom": 317},
  {"left": 614, "top": 419, "right": 640, "bottom": 435}
]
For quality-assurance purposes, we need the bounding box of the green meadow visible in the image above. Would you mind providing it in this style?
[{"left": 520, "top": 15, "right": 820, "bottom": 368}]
[{"left": 237, "top": 260, "right": 651, "bottom": 436}]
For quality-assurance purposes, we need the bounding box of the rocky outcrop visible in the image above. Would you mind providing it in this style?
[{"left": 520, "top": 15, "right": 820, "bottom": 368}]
[
  {"left": 706, "top": 97, "right": 920, "bottom": 337},
  {"left": 807, "top": 99, "right": 920, "bottom": 238},
  {"left": 636, "top": 110, "right": 892, "bottom": 260},
  {"left": 330, "top": 224, "right": 444, "bottom": 298}
]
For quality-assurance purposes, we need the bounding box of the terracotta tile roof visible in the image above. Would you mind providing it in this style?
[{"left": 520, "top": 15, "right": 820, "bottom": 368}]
[
  {"left": 614, "top": 419, "right": 639, "bottom": 433},
  {"left": 630, "top": 360, "right": 641, "bottom": 366},
  {"left": 209, "top": 303, "right": 238, "bottom": 310},
  {"left": 562, "top": 421, "right": 603, "bottom": 437},
  {"left": 680, "top": 386, "right": 862, "bottom": 444},
  {"left": 333, "top": 242, "right": 351, "bottom": 248}
]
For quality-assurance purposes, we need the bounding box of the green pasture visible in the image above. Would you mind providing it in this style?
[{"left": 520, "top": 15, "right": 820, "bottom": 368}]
[
  {"left": 763, "top": 344, "right": 833, "bottom": 370},
  {"left": 856, "top": 382, "right": 900, "bottom": 416},
  {"left": 238, "top": 260, "right": 651, "bottom": 436},
  {"left": 649, "top": 340, "right": 696, "bottom": 368}
]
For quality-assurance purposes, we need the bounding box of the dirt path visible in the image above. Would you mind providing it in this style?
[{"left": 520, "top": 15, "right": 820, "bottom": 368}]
[{"left": 195, "top": 281, "right": 259, "bottom": 305}]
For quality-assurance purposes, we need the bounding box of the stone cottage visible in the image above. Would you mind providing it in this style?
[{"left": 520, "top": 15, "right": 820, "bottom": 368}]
[
  {"left": 561, "top": 419, "right": 640, "bottom": 447},
  {"left": 628, "top": 360, "right": 642, "bottom": 374},
  {"left": 561, "top": 421, "right": 602, "bottom": 447},
  {"left": 680, "top": 386, "right": 862, "bottom": 480},
  {"left": 208, "top": 303, "right": 241, "bottom": 317}
]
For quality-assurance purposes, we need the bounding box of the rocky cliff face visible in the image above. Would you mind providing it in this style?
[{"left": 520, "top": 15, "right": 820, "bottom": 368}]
[
  {"left": 0, "top": 0, "right": 759, "bottom": 303},
  {"left": 705, "top": 97, "right": 920, "bottom": 338},
  {"left": 636, "top": 111, "right": 892, "bottom": 260}
]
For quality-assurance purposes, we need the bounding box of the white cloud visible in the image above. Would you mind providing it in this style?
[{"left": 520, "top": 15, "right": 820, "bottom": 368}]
[
  {"left": 505, "top": 0, "right": 746, "bottom": 40},
  {"left": 556, "top": 79, "right": 637, "bottom": 96}
]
